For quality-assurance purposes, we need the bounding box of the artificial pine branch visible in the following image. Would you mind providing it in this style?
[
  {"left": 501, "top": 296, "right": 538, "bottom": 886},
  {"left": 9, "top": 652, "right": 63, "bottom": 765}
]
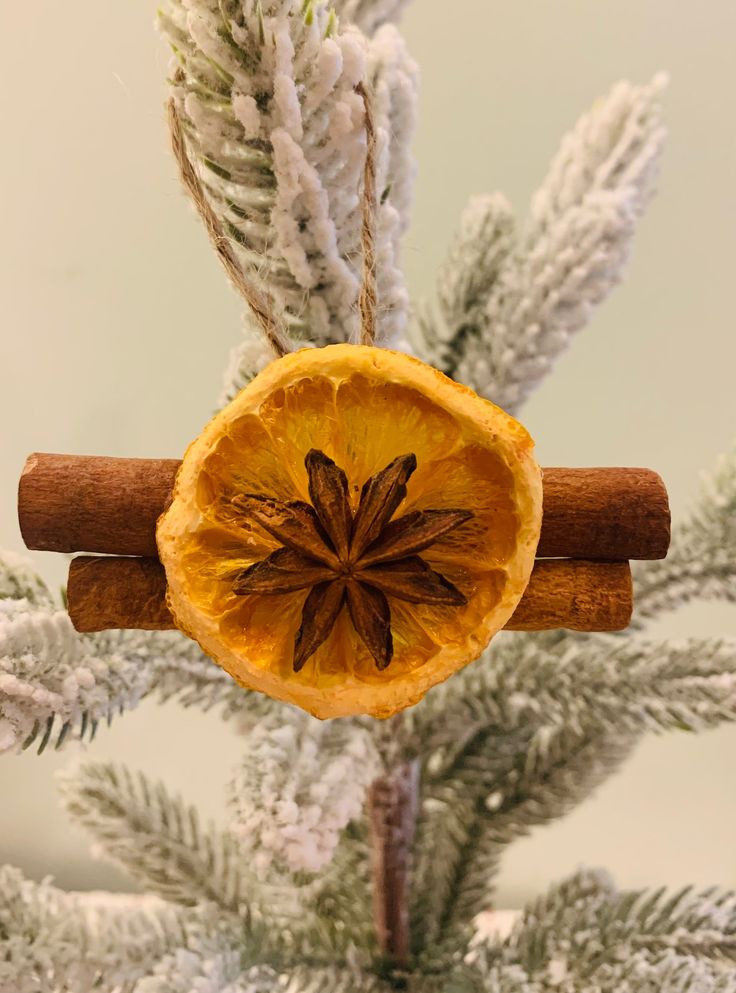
[
  {"left": 7, "top": 858, "right": 735, "bottom": 991},
  {"left": 135, "top": 960, "right": 389, "bottom": 993},
  {"left": 410, "top": 723, "right": 634, "bottom": 960},
  {"left": 57, "top": 761, "right": 247, "bottom": 912},
  {"left": 0, "top": 549, "right": 55, "bottom": 605},
  {"left": 0, "top": 864, "right": 97, "bottom": 993},
  {"left": 80, "top": 895, "right": 192, "bottom": 992},
  {"left": 439, "top": 730, "right": 634, "bottom": 939},
  {"left": 415, "top": 75, "right": 667, "bottom": 412},
  {"left": 0, "top": 597, "right": 156, "bottom": 754},
  {"left": 126, "top": 900, "right": 355, "bottom": 993},
  {"left": 415, "top": 193, "right": 516, "bottom": 372},
  {"left": 633, "top": 442, "right": 736, "bottom": 625},
  {"left": 220, "top": 312, "right": 287, "bottom": 405},
  {"left": 407, "top": 631, "right": 736, "bottom": 951},
  {"left": 55, "top": 759, "right": 366, "bottom": 965},
  {"left": 0, "top": 865, "right": 190, "bottom": 993},
  {"left": 410, "top": 632, "right": 736, "bottom": 753},
  {"left": 129, "top": 910, "right": 264, "bottom": 993},
  {"left": 304, "top": 819, "right": 374, "bottom": 953},
  {"left": 477, "top": 869, "right": 736, "bottom": 990},
  {"left": 274, "top": 966, "right": 388, "bottom": 993}
]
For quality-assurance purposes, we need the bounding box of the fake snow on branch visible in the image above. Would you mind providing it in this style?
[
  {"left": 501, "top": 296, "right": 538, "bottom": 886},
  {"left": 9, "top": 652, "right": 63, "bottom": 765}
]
[
  {"left": 228, "top": 715, "right": 380, "bottom": 875},
  {"left": 476, "top": 869, "right": 736, "bottom": 991},
  {"left": 0, "top": 549, "right": 55, "bottom": 605},
  {"left": 57, "top": 761, "right": 247, "bottom": 912},
  {"left": 0, "top": 864, "right": 190, "bottom": 993},
  {"left": 158, "top": 0, "right": 418, "bottom": 388},
  {"left": 0, "top": 550, "right": 149, "bottom": 754},
  {"left": 416, "top": 74, "right": 667, "bottom": 413},
  {"left": 411, "top": 631, "right": 736, "bottom": 755},
  {"left": 54, "top": 761, "right": 379, "bottom": 970},
  {"left": 633, "top": 440, "right": 736, "bottom": 624},
  {"left": 4, "top": 858, "right": 736, "bottom": 992}
]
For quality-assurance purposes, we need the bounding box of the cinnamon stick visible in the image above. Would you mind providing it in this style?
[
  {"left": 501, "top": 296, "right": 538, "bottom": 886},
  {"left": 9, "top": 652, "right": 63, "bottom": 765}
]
[
  {"left": 506, "top": 559, "right": 632, "bottom": 632},
  {"left": 67, "top": 557, "right": 174, "bottom": 632},
  {"left": 538, "top": 467, "right": 670, "bottom": 559},
  {"left": 67, "top": 556, "right": 633, "bottom": 634},
  {"left": 19, "top": 454, "right": 180, "bottom": 558},
  {"left": 19, "top": 454, "right": 670, "bottom": 561}
]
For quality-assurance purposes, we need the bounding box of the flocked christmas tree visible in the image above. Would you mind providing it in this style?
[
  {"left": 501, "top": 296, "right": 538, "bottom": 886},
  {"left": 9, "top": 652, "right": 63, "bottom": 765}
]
[{"left": 2, "top": 1, "right": 736, "bottom": 991}]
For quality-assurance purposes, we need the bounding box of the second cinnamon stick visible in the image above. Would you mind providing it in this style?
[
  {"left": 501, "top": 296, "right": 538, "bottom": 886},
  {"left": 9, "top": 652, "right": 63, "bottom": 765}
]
[{"left": 67, "top": 556, "right": 633, "bottom": 635}]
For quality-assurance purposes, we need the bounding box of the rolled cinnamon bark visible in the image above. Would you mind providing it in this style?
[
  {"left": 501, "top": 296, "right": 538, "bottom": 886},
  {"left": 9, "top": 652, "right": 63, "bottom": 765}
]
[
  {"left": 506, "top": 560, "right": 632, "bottom": 631},
  {"left": 538, "top": 467, "right": 670, "bottom": 559},
  {"left": 67, "top": 556, "right": 633, "bottom": 634},
  {"left": 67, "top": 557, "right": 174, "bottom": 632},
  {"left": 19, "top": 454, "right": 180, "bottom": 558},
  {"left": 19, "top": 454, "right": 670, "bottom": 561}
]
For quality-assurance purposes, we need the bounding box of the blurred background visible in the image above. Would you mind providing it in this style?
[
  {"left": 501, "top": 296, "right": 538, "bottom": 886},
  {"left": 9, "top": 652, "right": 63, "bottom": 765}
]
[{"left": 0, "top": 1, "right": 734, "bottom": 907}]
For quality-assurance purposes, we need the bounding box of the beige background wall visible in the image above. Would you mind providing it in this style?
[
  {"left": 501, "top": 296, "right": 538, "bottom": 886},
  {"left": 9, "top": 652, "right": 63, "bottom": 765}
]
[{"left": 0, "top": 2, "right": 734, "bottom": 907}]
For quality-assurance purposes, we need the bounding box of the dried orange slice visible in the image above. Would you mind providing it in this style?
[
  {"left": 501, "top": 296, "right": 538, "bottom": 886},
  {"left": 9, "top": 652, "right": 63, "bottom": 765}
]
[{"left": 157, "top": 344, "right": 542, "bottom": 719}]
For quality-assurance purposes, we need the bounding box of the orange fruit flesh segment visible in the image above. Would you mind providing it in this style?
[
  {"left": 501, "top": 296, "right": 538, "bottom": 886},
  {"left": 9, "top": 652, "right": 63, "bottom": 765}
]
[{"left": 157, "top": 344, "right": 543, "bottom": 720}]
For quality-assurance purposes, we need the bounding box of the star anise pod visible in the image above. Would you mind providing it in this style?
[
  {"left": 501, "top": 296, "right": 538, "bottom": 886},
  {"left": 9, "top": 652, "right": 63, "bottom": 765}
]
[{"left": 230, "top": 450, "right": 472, "bottom": 672}]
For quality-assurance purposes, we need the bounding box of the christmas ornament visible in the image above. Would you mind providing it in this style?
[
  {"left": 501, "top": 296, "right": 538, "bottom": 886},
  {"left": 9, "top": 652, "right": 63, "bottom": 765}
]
[{"left": 155, "top": 343, "right": 542, "bottom": 718}]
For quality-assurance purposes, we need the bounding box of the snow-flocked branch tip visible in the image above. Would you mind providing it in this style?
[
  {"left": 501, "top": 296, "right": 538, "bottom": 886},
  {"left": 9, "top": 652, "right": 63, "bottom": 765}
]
[
  {"left": 57, "top": 761, "right": 247, "bottom": 912},
  {"left": 415, "top": 73, "right": 668, "bottom": 414}
]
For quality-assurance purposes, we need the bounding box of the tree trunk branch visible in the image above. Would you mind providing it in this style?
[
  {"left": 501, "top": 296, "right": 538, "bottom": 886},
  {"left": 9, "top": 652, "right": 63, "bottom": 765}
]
[{"left": 367, "top": 757, "right": 420, "bottom": 967}]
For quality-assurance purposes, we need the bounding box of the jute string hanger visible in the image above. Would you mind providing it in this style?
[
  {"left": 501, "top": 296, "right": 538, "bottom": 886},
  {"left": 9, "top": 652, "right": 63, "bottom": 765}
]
[{"left": 167, "top": 80, "right": 379, "bottom": 356}]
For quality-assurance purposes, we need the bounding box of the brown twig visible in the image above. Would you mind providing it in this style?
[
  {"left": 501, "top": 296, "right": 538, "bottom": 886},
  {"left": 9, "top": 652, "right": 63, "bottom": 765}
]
[
  {"left": 367, "top": 757, "right": 420, "bottom": 968},
  {"left": 167, "top": 99, "right": 292, "bottom": 359}
]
